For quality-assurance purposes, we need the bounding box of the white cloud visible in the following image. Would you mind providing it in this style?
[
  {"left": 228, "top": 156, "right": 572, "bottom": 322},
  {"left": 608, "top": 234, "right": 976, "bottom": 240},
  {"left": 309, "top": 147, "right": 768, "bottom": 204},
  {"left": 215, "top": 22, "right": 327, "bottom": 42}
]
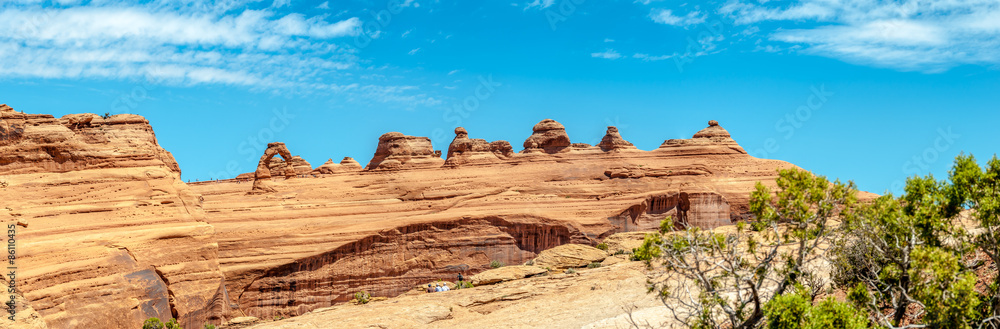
[
  {"left": 591, "top": 49, "right": 622, "bottom": 60},
  {"left": 633, "top": 53, "right": 673, "bottom": 61},
  {"left": 408, "top": 48, "right": 421, "bottom": 55},
  {"left": 0, "top": 1, "right": 438, "bottom": 106},
  {"left": 316, "top": 1, "right": 328, "bottom": 9},
  {"left": 650, "top": 9, "right": 706, "bottom": 27},
  {"left": 525, "top": 0, "right": 555, "bottom": 10},
  {"left": 604, "top": 38, "right": 615, "bottom": 42},
  {"left": 719, "top": 0, "right": 1000, "bottom": 72},
  {"left": 272, "top": 0, "right": 290, "bottom": 8},
  {"left": 447, "top": 69, "right": 460, "bottom": 75}
]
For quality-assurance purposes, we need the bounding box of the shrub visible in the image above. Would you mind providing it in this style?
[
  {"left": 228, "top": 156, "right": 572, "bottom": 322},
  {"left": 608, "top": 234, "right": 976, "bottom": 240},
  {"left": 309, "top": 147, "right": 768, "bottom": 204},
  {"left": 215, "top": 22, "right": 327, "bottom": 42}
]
[
  {"left": 102, "top": 112, "right": 111, "bottom": 119},
  {"left": 455, "top": 281, "right": 474, "bottom": 289},
  {"left": 658, "top": 216, "right": 673, "bottom": 233},
  {"left": 595, "top": 243, "right": 608, "bottom": 251},
  {"left": 630, "top": 233, "right": 662, "bottom": 262},
  {"left": 489, "top": 260, "right": 505, "bottom": 268},
  {"left": 353, "top": 291, "right": 371, "bottom": 304},
  {"left": 164, "top": 318, "right": 182, "bottom": 329},
  {"left": 764, "top": 285, "right": 869, "bottom": 329},
  {"left": 143, "top": 318, "right": 163, "bottom": 329},
  {"left": 586, "top": 262, "right": 601, "bottom": 268},
  {"left": 565, "top": 268, "right": 576, "bottom": 274},
  {"left": 204, "top": 325, "right": 216, "bottom": 329}
]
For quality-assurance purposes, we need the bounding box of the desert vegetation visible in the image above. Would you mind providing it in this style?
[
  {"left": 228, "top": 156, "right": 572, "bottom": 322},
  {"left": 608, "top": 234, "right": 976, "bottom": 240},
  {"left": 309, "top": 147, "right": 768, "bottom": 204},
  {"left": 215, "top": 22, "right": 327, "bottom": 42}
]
[{"left": 635, "top": 154, "right": 1000, "bottom": 329}]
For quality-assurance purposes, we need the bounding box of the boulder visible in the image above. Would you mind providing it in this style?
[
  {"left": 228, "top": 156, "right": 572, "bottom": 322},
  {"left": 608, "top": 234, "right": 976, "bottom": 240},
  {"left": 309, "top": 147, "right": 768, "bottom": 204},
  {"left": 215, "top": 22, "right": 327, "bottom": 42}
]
[
  {"left": 601, "top": 232, "right": 653, "bottom": 254},
  {"left": 444, "top": 127, "right": 513, "bottom": 167},
  {"left": 469, "top": 265, "right": 548, "bottom": 285},
  {"left": 522, "top": 119, "right": 571, "bottom": 154},
  {"left": 366, "top": 132, "right": 444, "bottom": 170},
  {"left": 532, "top": 244, "right": 607, "bottom": 269},
  {"left": 598, "top": 126, "right": 637, "bottom": 151}
]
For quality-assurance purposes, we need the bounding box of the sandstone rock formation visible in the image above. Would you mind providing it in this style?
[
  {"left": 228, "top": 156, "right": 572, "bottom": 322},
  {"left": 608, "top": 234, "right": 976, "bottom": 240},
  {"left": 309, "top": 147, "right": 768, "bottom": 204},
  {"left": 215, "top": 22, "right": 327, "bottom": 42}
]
[
  {"left": 531, "top": 244, "right": 607, "bottom": 269},
  {"left": 251, "top": 142, "right": 294, "bottom": 193},
  {"left": 7, "top": 103, "right": 846, "bottom": 328},
  {"left": 271, "top": 156, "right": 313, "bottom": 176},
  {"left": 312, "top": 157, "right": 363, "bottom": 174},
  {"left": 659, "top": 120, "right": 747, "bottom": 154},
  {"left": 444, "top": 127, "right": 513, "bottom": 167},
  {"left": 522, "top": 119, "right": 571, "bottom": 153},
  {"left": 469, "top": 265, "right": 547, "bottom": 285},
  {"left": 598, "top": 126, "right": 637, "bottom": 151},
  {"left": 365, "top": 132, "right": 444, "bottom": 170},
  {"left": 0, "top": 105, "right": 229, "bottom": 329}
]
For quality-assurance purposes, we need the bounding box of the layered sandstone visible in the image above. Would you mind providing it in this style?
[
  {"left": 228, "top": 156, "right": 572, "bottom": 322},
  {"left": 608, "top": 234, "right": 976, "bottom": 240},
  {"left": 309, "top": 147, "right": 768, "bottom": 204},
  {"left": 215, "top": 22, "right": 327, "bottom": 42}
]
[
  {"left": 522, "top": 119, "right": 571, "bottom": 153},
  {"left": 365, "top": 132, "right": 444, "bottom": 170},
  {"left": 444, "top": 127, "right": 513, "bottom": 167},
  {"left": 6, "top": 104, "right": 834, "bottom": 328},
  {"left": 0, "top": 105, "right": 229, "bottom": 329}
]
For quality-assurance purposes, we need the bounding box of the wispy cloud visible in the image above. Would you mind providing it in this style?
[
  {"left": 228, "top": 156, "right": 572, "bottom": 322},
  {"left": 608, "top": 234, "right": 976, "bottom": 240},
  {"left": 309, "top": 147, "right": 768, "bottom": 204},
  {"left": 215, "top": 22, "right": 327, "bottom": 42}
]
[
  {"left": 650, "top": 9, "right": 705, "bottom": 27},
  {"left": 524, "top": 0, "right": 555, "bottom": 10},
  {"left": 0, "top": 1, "right": 441, "bottom": 106},
  {"left": 719, "top": 0, "right": 1000, "bottom": 72},
  {"left": 591, "top": 49, "right": 622, "bottom": 60}
]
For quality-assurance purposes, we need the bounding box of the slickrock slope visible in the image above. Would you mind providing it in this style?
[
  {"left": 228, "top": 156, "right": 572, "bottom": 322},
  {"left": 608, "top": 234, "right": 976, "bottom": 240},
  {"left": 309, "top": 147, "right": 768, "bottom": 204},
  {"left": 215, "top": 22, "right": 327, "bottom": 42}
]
[
  {"left": 189, "top": 119, "right": 804, "bottom": 321},
  {"left": 365, "top": 132, "right": 444, "bottom": 170},
  {"left": 239, "top": 260, "right": 674, "bottom": 329},
  {"left": 0, "top": 105, "right": 229, "bottom": 329}
]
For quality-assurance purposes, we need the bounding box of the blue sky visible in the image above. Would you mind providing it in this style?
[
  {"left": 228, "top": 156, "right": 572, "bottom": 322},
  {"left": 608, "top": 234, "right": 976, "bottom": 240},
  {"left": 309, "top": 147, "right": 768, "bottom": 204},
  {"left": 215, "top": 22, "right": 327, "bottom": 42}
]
[{"left": 1, "top": 0, "right": 998, "bottom": 195}]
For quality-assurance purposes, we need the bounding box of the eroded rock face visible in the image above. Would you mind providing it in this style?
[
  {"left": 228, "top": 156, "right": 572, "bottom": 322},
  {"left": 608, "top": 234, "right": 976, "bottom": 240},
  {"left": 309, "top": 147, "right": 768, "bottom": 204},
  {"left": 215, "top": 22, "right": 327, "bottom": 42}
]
[
  {"left": 0, "top": 106, "right": 229, "bottom": 329},
  {"left": 366, "top": 132, "right": 444, "bottom": 170},
  {"left": 522, "top": 119, "right": 571, "bottom": 154},
  {"left": 234, "top": 216, "right": 591, "bottom": 319},
  {"left": 598, "top": 126, "right": 637, "bottom": 151},
  {"left": 444, "top": 127, "right": 514, "bottom": 167},
  {"left": 609, "top": 191, "right": 732, "bottom": 231},
  {"left": 0, "top": 107, "right": 180, "bottom": 174}
]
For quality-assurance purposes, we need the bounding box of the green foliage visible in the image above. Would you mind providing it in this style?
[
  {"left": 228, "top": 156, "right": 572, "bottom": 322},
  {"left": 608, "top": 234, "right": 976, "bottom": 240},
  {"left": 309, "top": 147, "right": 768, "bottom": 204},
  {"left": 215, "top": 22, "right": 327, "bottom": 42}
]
[
  {"left": 203, "top": 325, "right": 216, "bottom": 329},
  {"left": 489, "top": 260, "right": 505, "bottom": 268},
  {"left": 164, "top": 318, "right": 182, "bottom": 329},
  {"left": 641, "top": 168, "right": 856, "bottom": 329},
  {"left": 143, "top": 318, "right": 164, "bottom": 329},
  {"left": 454, "top": 281, "right": 474, "bottom": 289},
  {"left": 764, "top": 285, "right": 869, "bottom": 329},
  {"left": 353, "top": 291, "right": 371, "bottom": 304},
  {"left": 630, "top": 233, "right": 662, "bottom": 262},
  {"left": 587, "top": 262, "right": 601, "bottom": 268},
  {"left": 102, "top": 112, "right": 111, "bottom": 119},
  {"left": 659, "top": 216, "right": 673, "bottom": 233},
  {"left": 910, "top": 246, "right": 980, "bottom": 329},
  {"left": 565, "top": 268, "right": 576, "bottom": 274},
  {"left": 595, "top": 243, "right": 608, "bottom": 251}
]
